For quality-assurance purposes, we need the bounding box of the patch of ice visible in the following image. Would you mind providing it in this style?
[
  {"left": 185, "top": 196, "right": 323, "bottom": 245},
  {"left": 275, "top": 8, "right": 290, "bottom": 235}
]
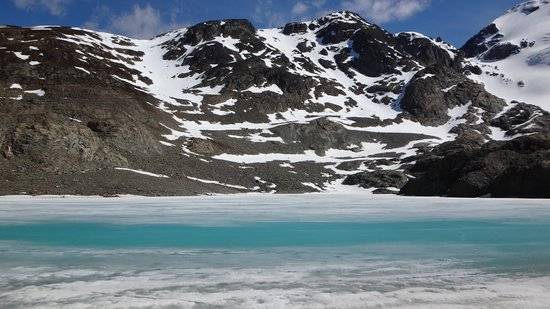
[
  {"left": 442, "top": 85, "right": 457, "bottom": 93},
  {"left": 244, "top": 84, "right": 283, "bottom": 95},
  {"left": 75, "top": 66, "right": 91, "bottom": 74},
  {"left": 302, "top": 182, "right": 323, "bottom": 191},
  {"left": 115, "top": 168, "right": 169, "bottom": 178},
  {"left": 186, "top": 176, "right": 251, "bottom": 190},
  {"left": 24, "top": 89, "right": 45, "bottom": 96},
  {"left": 13, "top": 52, "right": 29, "bottom": 60},
  {"left": 419, "top": 73, "right": 435, "bottom": 80},
  {"left": 448, "top": 102, "right": 470, "bottom": 121},
  {"left": 159, "top": 141, "right": 175, "bottom": 147}
]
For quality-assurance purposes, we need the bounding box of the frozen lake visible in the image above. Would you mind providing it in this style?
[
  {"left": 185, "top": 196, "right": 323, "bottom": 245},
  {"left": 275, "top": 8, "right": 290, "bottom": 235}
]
[{"left": 0, "top": 194, "right": 549, "bottom": 308}]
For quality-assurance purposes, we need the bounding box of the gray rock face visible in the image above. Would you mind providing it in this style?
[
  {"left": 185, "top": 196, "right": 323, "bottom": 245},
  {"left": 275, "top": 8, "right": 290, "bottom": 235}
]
[
  {"left": 271, "top": 119, "right": 349, "bottom": 156},
  {"left": 8, "top": 113, "right": 127, "bottom": 171},
  {"left": 400, "top": 66, "right": 505, "bottom": 125},
  {"left": 343, "top": 170, "right": 408, "bottom": 190}
]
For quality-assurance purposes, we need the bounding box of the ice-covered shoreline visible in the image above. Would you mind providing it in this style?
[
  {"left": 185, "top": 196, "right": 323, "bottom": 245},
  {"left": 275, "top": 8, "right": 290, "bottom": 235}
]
[{"left": 0, "top": 194, "right": 549, "bottom": 226}]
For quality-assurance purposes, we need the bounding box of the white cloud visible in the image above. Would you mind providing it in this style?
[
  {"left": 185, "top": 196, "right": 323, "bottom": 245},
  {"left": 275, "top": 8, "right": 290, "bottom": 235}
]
[
  {"left": 84, "top": 4, "right": 185, "bottom": 39},
  {"left": 341, "top": 0, "right": 430, "bottom": 23},
  {"left": 286, "top": 0, "right": 429, "bottom": 24},
  {"left": 110, "top": 4, "right": 166, "bottom": 39},
  {"left": 291, "top": 2, "right": 310, "bottom": 16},
  {"left": 253, "top": 0, "right": 286, "bottom": 27},
  {"left": 12, "top": 0, "right": 69, "bottom": 16},
  {"left": 258, "top": 0, "right": 328, "bottom": 25}
]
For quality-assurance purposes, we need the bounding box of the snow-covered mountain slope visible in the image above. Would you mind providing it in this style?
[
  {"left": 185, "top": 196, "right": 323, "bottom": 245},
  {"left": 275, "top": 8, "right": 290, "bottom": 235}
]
[
  {"left": 0, "top": 7, "right": 548, "bottom": 197},
  {"left": 462, "top": 0, "right": 550, "bottom": 111}
]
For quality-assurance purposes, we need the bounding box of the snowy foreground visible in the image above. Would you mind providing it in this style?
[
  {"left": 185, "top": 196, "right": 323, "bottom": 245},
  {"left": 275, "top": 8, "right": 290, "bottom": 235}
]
[{"left": 1, "top": 194, "right": 550, "bottom": 308}]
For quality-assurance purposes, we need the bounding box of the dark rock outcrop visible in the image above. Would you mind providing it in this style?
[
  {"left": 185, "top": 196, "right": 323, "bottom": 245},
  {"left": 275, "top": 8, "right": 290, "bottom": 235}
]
[
  {"left": 400, "top": 66, "right": 505, "bottom": 125},
  {"left": 343, "top": 170, "right": 408, "bottom": 189},
  {"left": 396, "top": 32, "right": 457, "bottom": 68},
  {"left": 401, "top": 133, "right": 550, "bottom": 198},
  {"left": 271, "top": 118, "right": 353, "bottom": 156},
  {"left": 490, "top": 102, "right": 550, "bottom": 136},
  {"left": 461, "top": 23, "right": 501, "bottom": 58},
  {"left": 482, "top": 43, "right": 521, "bottom": 61},
  {"left": 282, "top": 22, "right": 308, "bottom": 35}
]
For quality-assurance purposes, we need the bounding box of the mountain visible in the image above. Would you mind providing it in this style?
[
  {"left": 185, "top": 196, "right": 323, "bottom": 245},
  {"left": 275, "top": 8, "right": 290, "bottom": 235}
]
[
  {"left": 462, "top": 0, "right": 550, "bottom": 110},
  {"left": 398, "top": 0, "right": 550, "bottom": 198},
  {"left": 0, "top": 5, "right": 548, "bottom": 197}
]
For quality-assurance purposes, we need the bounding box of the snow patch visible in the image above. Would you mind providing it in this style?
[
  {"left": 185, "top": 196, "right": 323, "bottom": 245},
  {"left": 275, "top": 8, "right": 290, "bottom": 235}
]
[
  {"left": 115, "top": 168, "right": 169, "bottom": 178},
  {"left": 13, "top": 52, "right": 30, "bottom": 60},
  {"left": 244, "top": 84, "right": 283, "bottom": 95},
  {"left": 186, "top": 176, "right": 251, "bottom": 190},
  {"left": 75, "top": 66, "right": 91, "bottom": 74},
  {"left": 24, "top": 89, "right": 45, "bottom": 96}
]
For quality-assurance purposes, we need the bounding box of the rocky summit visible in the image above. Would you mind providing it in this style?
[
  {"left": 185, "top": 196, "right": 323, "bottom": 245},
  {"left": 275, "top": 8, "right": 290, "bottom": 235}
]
[{"left": 0, "top": 3, "right": 549, "bottom": 198}]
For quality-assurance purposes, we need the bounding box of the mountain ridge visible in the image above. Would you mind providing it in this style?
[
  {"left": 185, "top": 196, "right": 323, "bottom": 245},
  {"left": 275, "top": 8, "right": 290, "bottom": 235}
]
[{"left": 0, "top": 4, "right": 548, "bottom": 197}]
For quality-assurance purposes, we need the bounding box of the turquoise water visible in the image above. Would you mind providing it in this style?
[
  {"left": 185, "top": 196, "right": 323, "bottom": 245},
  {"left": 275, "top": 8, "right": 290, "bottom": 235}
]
[
  {"left": 2, "top": 220, "right": 550, "bottom": 249},
  {"left": 1, "top": 195, "right": 550, "bottom": 308}
]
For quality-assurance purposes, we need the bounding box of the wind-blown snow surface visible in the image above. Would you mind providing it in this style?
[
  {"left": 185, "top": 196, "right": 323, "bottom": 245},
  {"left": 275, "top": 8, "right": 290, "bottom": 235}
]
[
  {"left": 468, "top": 0, "right": 550, "bottom": 111},
  {"left": 1, "top": 195, "right": 550, "bottom": 308}
]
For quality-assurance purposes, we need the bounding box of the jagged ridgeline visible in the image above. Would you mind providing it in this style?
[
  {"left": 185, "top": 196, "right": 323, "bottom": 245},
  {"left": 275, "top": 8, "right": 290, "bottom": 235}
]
[{"left": 0, "top": 4, "right": 549, "bottom": 197}]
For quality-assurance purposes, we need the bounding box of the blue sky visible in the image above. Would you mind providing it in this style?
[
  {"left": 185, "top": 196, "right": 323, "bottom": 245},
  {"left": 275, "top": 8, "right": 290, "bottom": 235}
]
[{"left": 1, "top": 0, "right": 524, "bottom": 46}]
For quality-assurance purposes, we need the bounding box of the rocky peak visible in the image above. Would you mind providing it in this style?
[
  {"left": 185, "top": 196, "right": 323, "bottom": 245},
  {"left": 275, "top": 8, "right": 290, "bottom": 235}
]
[
  {"left": 309, "top": 11, "right": 374, "bottom": 44},
  {"left": 317, "top": 11, "right": 368, "bottom": 25},
  {"left": 282, "top": 11, "right": 369, "bottom": 37},
  {"left": 181, "top": 19, "right": 256, "bottom": 46},
  {"left": 161, "top": 19, "right": 260, "bottom": 61}
]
